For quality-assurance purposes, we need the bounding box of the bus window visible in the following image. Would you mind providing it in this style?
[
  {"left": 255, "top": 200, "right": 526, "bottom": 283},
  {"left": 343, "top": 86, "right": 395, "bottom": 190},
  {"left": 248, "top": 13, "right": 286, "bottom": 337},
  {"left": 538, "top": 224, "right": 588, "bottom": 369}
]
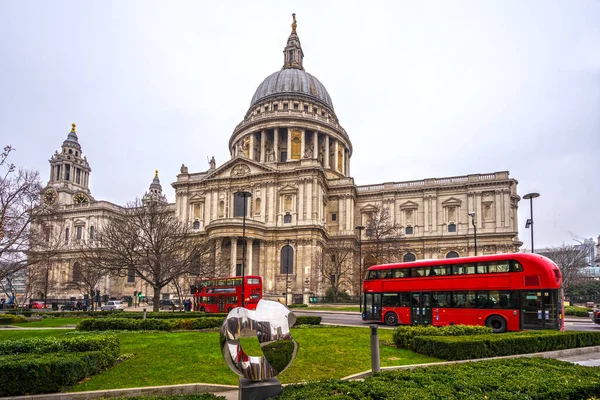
[
  {"left": 454, "top": 292, "right": 475, "bottom": 308},
  {"left": 432, "top": 266, "right": 451, "bottom": 276},
  {"left": 476, "top": 263, "right": 487, "bottom": 274},
  {"left": 412, "top": 267, "right": 427, "bottom": 277},
  {"left": 510, "top": 261, "right": 523, "bottom": 272},
  {"left": 432, "top": 292, "right": 451, "bottom": 307},
  {"left": 379, "top": 269, "right": 392, "bottom": 279},
  {"left": 452, "top": 265, "right": 466, "bottom": 275},
  {"left": 399, "top": 293, "right": 411, "bottom": 307},
  {"left": 366, "top": 270, "right": 377, "bottom": 280},
  {"left": 235, "top": 278, "right": 242, "bottom": 286},
  {"left": 392, "top": 269, "right": 409, "bottom": 278},
  {"left": 382, "top": 293, "right": 400, "bottom": 307},
  {"left": 247, "top": 278, "right": 260, "bottom": 285},
  {"left": 489, "top": 262, "right": 510, "bottom": 273}
]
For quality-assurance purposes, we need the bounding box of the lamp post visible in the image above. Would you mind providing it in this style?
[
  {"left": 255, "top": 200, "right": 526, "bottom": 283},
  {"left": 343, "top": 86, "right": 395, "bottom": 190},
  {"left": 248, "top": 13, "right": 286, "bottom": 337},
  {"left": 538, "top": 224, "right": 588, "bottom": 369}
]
[
  {"left": 468, "top": 212, "right": 477, "bottom": 256},
  {"left": 285, "top": 239, "right": 291, "bottom": 306},
  {"left": 355, "top": 225, "right": 365, "bottom": 312},
  {"left": 237, "top": 191, "right": 252, "bottom": 307},
  {"left": 523, "top": 192, "right": 540, "bottom": 253}
]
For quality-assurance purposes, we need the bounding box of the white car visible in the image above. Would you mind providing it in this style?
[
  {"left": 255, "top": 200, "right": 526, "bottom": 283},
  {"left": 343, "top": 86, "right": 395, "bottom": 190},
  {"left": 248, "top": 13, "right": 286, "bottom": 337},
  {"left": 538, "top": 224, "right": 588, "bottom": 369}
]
[{"left": 101, "top": 300, "right": 125, "bottom": 311}]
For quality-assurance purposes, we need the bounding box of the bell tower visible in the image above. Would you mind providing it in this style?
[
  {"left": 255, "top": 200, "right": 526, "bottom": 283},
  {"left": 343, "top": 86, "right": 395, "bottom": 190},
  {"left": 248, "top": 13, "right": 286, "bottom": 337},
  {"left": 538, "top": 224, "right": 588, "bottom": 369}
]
[{"left": 43, "top": 123, "right": 93, "bottom": 206}]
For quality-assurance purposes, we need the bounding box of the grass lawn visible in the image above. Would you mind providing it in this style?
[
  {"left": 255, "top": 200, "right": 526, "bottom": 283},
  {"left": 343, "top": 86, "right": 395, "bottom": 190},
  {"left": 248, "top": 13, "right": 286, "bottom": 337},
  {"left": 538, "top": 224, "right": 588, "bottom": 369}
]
[
  {"left": 0, "top": 326, "right": 438, "bottom": 391},
  {"left": 13, "top": 317, "right": 81, "bottom": 327},
  {"left": 0, "top": 329, "right": 72, "bottom": 340}
]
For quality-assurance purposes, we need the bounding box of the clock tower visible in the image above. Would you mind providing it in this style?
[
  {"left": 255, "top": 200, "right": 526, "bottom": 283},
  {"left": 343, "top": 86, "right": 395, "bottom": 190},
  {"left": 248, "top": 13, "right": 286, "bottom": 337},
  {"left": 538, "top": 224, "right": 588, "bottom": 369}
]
[{"left": 43, "top": 123, "right": 93, "bottom": 205}]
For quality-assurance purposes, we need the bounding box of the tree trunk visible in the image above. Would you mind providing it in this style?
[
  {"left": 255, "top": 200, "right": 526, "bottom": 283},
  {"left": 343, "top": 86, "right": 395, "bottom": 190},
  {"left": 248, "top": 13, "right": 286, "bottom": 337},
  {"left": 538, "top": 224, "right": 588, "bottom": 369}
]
[{"left": 153, "top": 286, "right": 161, "bottom": 313}]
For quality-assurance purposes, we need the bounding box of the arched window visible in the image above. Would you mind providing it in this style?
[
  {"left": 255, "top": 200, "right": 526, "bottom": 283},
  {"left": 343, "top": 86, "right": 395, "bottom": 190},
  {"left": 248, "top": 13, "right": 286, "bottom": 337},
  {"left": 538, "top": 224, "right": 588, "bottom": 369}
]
[
  {"left": 127, "top": 267, "right": 135, "bottom": 283},
  {"left": 255, "top": 198, "right": 261, "bottom": 215},
  {"left": 218, "top": 201, "right": 225, "bottom": 218},
  {"left": 280, "top": 245, "right": 294, "bottom": 274},
  {"left": 448, "top": 223, "right": 456, "bottom": 233},
  {"left": 405, "top": 226, "right": 414, "bottom": 235},
  {"left": 446, "top": 251, "right": 459, "bottom": 259},
  {"left": 72, "top": 262, "right": 81, "bottom": 282},
  {"left": 89, "top": 226, "right": 95, "bottom": 242},
  {"left": 403, "top": 253, "right": 416, "bottom": 262},
  {"left": 192, "top": 220, "right": 200, "bottom": 230},
  {"left": 233, "top": 193, "right": 248, "bottom": 217}
]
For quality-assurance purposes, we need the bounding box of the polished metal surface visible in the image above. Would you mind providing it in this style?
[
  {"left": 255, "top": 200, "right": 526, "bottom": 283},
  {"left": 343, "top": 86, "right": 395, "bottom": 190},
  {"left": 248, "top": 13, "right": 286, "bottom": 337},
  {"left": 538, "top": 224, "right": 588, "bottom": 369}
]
[{"left": 220, "top": 300, "right": 298, "bottom": 381}]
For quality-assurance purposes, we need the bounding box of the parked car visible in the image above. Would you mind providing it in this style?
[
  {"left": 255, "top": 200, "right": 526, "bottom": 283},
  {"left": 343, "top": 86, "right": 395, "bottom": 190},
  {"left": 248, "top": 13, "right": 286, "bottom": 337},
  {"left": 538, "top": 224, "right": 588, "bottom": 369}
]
[
  {"left": 159, "top": 299, "right": 176, "bottom": 310},
  {"left": 30, "top": 301, "right": 45, "bottom": 309},
  {"left": 100, "top": 300, "right": 125, "bottom": 311},
  {"left": 61, "top": 301, "right": 77, "bottom": 311}
]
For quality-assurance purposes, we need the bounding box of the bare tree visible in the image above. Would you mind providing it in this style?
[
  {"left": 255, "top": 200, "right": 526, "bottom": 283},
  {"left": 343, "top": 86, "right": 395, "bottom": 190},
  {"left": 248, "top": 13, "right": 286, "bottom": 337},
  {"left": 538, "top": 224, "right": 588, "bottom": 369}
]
[
  {"left": 315, "top": 240, "right": 355, "bottom": 302},
  {"left": 88, "top": 198, "right": 210, "bottom": 312},
  {"left": 363, "top": 204, "right": 403, "bottom": 267},
  {"left": 68, "top": 248, "right": 108, "bottom": 311},
  {"left": 0, "top": 145, "right": 45, "bottom": 283},
  {"left": 541, "top": 244, "right": 589, "bottom": 293}
]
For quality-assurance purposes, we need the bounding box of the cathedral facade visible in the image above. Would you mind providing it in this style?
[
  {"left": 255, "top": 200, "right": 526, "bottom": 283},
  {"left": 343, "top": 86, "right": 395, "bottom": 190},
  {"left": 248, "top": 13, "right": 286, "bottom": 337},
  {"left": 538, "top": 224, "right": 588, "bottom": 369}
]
[{"left": 33, "top": 17, "right": 522, "bottom": 301}]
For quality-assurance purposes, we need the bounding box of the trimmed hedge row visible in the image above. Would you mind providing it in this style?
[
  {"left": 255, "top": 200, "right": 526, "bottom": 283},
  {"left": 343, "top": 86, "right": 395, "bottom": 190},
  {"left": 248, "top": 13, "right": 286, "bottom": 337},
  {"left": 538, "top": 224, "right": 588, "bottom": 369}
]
[
  {"left": 392, "top": 324, "right": 492, "bottom": 349},
  {"left": 0, "top": 333, "right": 119, "bottom": 356},
  {"left": 45, "top": 311, "right": 226, "bottom": 319},
  {"left": 111, "top": 395, "right": 225, "bottom": 400},
  {"left": 275, "top": 357, "right": 600, "bottom": 399},
  {"left": 411, "top": 330, "right": 600, "bottom": 360},
  {"left": 0, "top": 314, "right": 27, "bottom": 324},
  {"left": 77, "top": 315, "right": 321, "bottom": 331},
  {"left": 0, "top": 333, "right": 120, "bottom": 396},
  {"left": 288, "top": 304, "right": 308, "bottom": 308},
  {"left": 564, "top": 305, "right": 592, "bottom": 317}
]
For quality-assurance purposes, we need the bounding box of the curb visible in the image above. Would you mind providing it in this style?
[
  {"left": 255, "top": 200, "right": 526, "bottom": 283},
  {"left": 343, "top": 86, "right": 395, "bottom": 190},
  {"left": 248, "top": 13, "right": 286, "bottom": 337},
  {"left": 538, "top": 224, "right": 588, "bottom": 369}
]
[
  {"left": 342, "top": 345, "right": 600, "bottom": 381},
  {"left": 0, "top": 383, "right": 238, "bottom": 400}
]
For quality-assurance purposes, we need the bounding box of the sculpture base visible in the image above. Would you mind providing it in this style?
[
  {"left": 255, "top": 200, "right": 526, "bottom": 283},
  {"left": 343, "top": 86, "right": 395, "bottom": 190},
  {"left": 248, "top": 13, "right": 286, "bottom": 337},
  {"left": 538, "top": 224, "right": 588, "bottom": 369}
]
[{"left": 239, "top": 377, "right": 282, "bottom": 400}]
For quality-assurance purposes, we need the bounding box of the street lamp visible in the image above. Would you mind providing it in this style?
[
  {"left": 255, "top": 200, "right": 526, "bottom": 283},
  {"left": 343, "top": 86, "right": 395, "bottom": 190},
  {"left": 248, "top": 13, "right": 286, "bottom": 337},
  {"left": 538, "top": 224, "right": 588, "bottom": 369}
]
[
  {"left": 285, "top": 239, "right": 291, "bottom": 306},
  {"left": 523, "top": 192, "right": 540, "bottom": 253},
  {"left": 355, "top": 225, "right": 365, "bottom": 312},
  {"left": 468, "top": 212, "right": 477, "bottom": 256},
  {"left": 237, "top": 191, "right": 252, "bottom": 307}
]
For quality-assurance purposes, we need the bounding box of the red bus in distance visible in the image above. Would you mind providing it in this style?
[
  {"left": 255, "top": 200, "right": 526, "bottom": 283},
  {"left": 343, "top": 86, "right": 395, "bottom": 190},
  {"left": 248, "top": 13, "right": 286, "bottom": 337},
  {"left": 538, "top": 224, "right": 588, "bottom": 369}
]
[
  {"left": 191, "top": 275, "right": 262, "bottom": 313},
  {"left": 362, "top": 253, "right": 563, "bottom": 332}
]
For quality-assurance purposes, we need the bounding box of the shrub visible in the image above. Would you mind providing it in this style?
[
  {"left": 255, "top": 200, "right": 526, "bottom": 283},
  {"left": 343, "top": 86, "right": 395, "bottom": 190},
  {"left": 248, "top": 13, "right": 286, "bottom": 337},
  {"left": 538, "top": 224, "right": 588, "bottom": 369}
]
[
  {"left": 0, "top": 333, "right": 119, "bottom": 357},
  {"left": 392, "top": 324, "right": 492, "bottom": 349},
  {"left": 288, "top": 304, "right": 308, "bottom": 308},
  {"left": 294, "top": 316, "right": 321, "bottom": 326},
  {"left": 0, "top": 351, "right": 115, "bottom": 396},
  {"left": 0, "top": 314, "right": 27, "bottom": 324},
  {"left": 411, "top": 330, "right": 600, "bottom": 360},
  {"left": 276, "top": 358, "right": 600, "bottom": 399},
  {"left": 564, "top": 305, "right": 592, "bottom": 317}
]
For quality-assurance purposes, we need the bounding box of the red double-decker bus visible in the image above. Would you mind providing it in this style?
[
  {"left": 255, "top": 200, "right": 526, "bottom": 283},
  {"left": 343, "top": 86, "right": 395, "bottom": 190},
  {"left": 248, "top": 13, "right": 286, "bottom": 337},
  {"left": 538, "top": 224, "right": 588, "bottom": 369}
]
[
  {"left": 191, "top": 275, "right": 262, "bottom": 313},
  {"left": 362, "top": 253, "right": 563, "bottom": 332}
]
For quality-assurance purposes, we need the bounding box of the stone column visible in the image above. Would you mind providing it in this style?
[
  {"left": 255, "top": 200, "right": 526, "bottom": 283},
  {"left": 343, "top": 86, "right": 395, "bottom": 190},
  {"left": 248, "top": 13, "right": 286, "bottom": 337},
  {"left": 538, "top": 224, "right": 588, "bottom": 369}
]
[
  {"left": 333, "top": 140, "right": 339, "bottom": 172},
  {"left": 286, "top": 128, "right": 292, "bottom": 161},
  {"left": 230, "top": 238, "right": 238, "bottom": 276},
  {"left": 274, "top": 128, "right": 279, "bottom": 162},
  {"left": 424, "top": 196, "right": 430, "bottom": 232},
  {"left": 260, "top": 130, "right": 266, "bottom": 163},
  {"left": 346, "top": 196, "right": 352, "bottom": 232},
  {"left": 306, "top": 179, "right": 312, "bottom": 222},
  {"left": 503, "top": 191, "right": 510, "bottom": 230},
  {"left": 247, "top": 240, "right": 253, "bottom": 275},
  {"left": 346, "top": 151, "right": 350, "bottom": 175},
  {"left": 249, "top": 134, "right": 255, "bottom": 160},
  {"left": 324, "top": 136, "right": 330, "bottom": 169},
  {"left": 313, "top": 131, "right": 318, "bottom": 159},
  {"left": 298, "top": 182, "right": 304, "bottom": 223},
  {"left": 300, "top": 129, "right": 305, "bottom": 158},
  {"left": 431, "top": 196, "right": 437, "bottom": 233}
]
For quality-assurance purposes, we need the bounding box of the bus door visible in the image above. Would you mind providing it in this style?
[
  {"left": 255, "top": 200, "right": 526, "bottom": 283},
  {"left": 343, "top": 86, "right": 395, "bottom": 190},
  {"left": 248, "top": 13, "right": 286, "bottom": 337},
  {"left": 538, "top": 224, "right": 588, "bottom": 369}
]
[
  {"left": 364, "top": 293, "right": 382, "bottom": 321},
  {"left": 217, "top": 296, "right": 226, "bottom": 313},
  {"left": 411, "top": 292, "right": 431, "bottom": 325},
  {"left": 521, "top": 290, "right": 559, "bottom": 330}
]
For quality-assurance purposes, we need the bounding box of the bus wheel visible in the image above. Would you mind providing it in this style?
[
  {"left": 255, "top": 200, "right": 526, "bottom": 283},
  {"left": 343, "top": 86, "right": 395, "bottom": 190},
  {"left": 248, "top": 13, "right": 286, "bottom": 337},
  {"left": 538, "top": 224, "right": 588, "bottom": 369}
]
[
  {"left": 200, "top": 307, "right": 205, "bottom": 313},
  {"left": 486, "top": 315, "right": 507, "bottom": 333},
  {"left": 385, "top": 312, "right": 398, "bottom": 326}
]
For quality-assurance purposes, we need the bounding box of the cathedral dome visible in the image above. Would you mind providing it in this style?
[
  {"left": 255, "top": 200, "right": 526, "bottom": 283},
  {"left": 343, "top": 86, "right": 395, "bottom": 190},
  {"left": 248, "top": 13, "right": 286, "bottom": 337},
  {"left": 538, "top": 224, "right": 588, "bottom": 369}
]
[{"left": 250, "top": 69, "right": 334, "bottom": 111}]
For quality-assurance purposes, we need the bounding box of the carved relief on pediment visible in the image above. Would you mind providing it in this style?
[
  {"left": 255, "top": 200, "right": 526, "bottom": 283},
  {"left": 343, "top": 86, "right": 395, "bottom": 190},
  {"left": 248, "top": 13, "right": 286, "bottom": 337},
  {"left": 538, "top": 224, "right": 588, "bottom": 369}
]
[{"left": 231, "top": 164, "right": 251, "bottom": 177}]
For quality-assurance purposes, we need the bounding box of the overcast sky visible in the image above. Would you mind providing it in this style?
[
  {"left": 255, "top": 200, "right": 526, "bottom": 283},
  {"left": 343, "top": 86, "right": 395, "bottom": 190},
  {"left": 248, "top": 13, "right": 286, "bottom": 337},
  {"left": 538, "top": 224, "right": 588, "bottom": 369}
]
[{"left": 1, "top": 1, "right": 598, "bottom": 249}]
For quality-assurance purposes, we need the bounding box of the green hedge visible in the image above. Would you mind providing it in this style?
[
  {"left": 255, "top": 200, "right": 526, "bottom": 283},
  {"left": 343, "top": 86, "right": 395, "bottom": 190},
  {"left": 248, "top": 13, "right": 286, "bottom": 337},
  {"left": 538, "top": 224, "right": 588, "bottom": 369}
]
[
  {"left": 111, "top": 395, "right": 225, "bottom": 400},
  {"left": 0, "top": 333, "right": 119, "bottom": 356},
  {"left": 78, "top": 315, "right": 320, "bottom": 331},
  {"left": 47, "top": 311, "right": 225, "bottom": 319},
  {"left": 564, "top": 305, "right": 592, "bottom": 317},
  {"left": 392, "top": 324, "right": 492, "bottom": 349},
  {"left": 288, "top": 304, "right": 308, "bottom": 308},
  {"left": 0, "top": 333, "right": 120, "bottom": 396},
  {"left": 411, "top": 330, "right": 600, "bottom": 360},
  {"left": 0, "top": 314, "right": 27, "bottom": 324},
  {"left": 275, "top": 357, "right": 600, "bottom": 399}
]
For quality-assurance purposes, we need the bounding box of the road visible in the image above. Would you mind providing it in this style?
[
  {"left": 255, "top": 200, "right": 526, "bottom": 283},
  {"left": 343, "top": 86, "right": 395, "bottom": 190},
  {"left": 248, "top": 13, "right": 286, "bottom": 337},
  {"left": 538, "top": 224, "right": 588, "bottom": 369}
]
[{"left": 295, "top": 311, "right": 599, "bottom": 331}]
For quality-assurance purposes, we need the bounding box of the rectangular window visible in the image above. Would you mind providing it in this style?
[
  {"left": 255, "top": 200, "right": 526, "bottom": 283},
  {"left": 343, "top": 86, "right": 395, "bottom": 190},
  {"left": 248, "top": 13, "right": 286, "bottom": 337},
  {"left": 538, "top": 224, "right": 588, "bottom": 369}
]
[
  {"left": 247, "top": 278, "right": 260, "bottom": 285},
  {"left": 391, "top": 269, "right": 409, "bottom": 278},
  {"left": 127, "top": 268, "right": 135, "bottom": 283},
  {"left": 453, "top": 292, "right": 475, "bottom": 308},
  {"left": 331, "top": 213, "right": 337, "bottom": 222},
  {"left": 65, "top": 164, "right": 71, "bottom": 181},
  {"left": 378, "top": 269, "right": 392, "bottom": 279},
  {"left": 273, "top": 104, "right": 278, "bottom": 110},
  {"left": 280, "top": 150, "right": 287, "bottom": 161},
  {"left": 233, "top": 194, "right": 248, "bottom": 217},
  {"left": 412, "top": 267, "right": 428, "bottom": 277},
  {"left": 382, "top": 293, "right": 399, "bottom": 307},
  {"left": 76, "top": 226, "right": 82, "bottom": 240},
  {"left": 399, "top": 293, "right": 411, "bottom": 307},
  {"left": 431, "top": 265, "right": 452, "bottom": 276},
  {"left": 432, "top": 292, "right": 452, "bottom": 307},
  {"left": 405, "top": 226, "right": 413, "bottom": 235},
  {"left": 283, "top": 103, "right": 289, "bottom": 111},
  {"left": 65, "top": 228, "right": 69, "bottom": 243},
  {"left": 76, "top": 168, "right": 81, "bottom": 184},
  {"left": 284, "top": 213, "right": 292, "bottom": 223}
]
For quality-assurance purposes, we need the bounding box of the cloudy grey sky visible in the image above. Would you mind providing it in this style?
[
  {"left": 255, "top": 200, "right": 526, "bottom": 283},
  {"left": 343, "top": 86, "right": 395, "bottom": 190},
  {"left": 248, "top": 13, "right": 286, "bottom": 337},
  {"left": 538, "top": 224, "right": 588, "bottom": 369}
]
[{"left": 1, "top": 1, "right": 598, "bottom": 249}]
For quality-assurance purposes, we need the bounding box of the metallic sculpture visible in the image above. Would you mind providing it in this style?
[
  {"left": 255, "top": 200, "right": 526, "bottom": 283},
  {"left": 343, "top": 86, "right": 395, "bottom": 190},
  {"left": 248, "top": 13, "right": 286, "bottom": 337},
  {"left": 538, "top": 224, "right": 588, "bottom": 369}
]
[{"left": 220, "top": 299, "right": 298, "bottom": 381}]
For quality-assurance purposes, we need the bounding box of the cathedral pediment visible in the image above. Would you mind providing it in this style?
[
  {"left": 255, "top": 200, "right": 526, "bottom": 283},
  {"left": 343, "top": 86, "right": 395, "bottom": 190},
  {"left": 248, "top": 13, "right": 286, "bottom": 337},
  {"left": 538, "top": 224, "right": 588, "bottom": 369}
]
[
  {"left": 399, "top": 200, "right": 419, "bottom": 210},
  {"left": 204, "top": 156, "right": 277, "bottom": 180},
  {"left": 441, "top": 197, "right": 462, "bottom": 206}
]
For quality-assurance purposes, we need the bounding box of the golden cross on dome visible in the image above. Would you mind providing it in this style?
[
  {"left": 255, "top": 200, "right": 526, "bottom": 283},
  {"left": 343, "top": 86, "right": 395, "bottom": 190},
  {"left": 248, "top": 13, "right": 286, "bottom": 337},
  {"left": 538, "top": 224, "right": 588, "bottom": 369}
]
[
  {"left": 291, "top": 13, "right": 297, "bottom": 34},
  {"left": 71, "top": 123, "right": 76, "bottom": 133},
  {"left": 155, "top": 170, "right": 159, "bottom": 179}
]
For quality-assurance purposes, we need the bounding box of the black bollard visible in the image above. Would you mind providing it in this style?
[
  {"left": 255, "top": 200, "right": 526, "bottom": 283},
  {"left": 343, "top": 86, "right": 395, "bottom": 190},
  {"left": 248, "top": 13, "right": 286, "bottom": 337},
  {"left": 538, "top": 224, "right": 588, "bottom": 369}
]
[{"left": 370, "top": 324, "right": 380, "bottom": 373}]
